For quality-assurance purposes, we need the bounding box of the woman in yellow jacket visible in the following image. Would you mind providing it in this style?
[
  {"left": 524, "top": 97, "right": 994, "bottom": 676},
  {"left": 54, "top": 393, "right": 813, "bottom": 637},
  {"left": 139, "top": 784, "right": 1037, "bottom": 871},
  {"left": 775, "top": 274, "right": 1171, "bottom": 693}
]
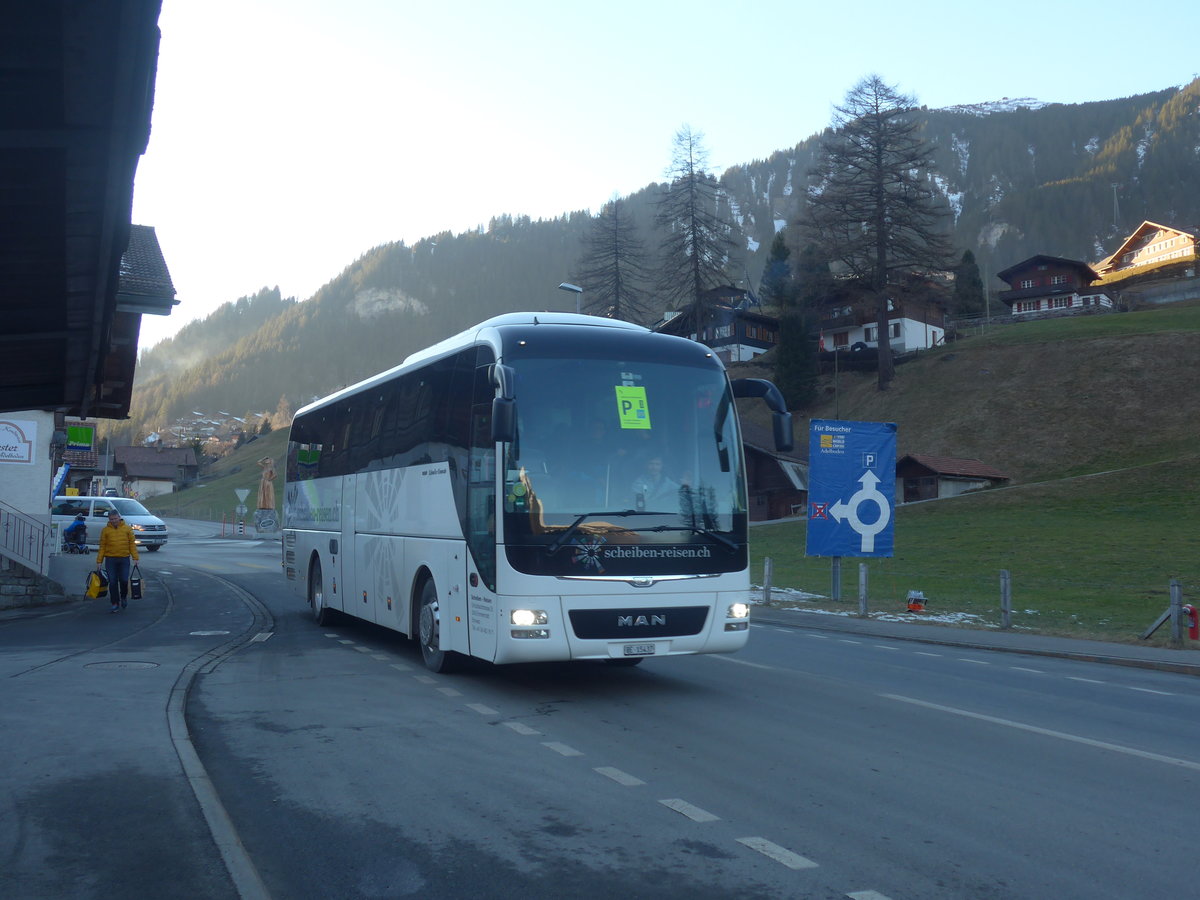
[{"left": 96, "top": 510, "right": 139, "bottom": 612}]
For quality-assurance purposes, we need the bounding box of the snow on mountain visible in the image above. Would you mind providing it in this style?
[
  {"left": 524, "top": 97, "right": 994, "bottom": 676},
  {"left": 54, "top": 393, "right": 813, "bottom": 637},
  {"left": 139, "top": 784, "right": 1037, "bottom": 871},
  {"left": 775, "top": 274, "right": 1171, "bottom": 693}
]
[{"left": 940, "top": 98, "right": 1050, "bottom": 116}]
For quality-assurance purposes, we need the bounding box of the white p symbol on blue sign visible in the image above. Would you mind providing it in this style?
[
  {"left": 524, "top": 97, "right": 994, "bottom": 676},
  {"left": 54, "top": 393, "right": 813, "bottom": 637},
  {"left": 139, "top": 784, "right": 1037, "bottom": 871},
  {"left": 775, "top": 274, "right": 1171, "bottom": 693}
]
[{"left": 863, "top": 452, "right": 877, "bottom": 468}]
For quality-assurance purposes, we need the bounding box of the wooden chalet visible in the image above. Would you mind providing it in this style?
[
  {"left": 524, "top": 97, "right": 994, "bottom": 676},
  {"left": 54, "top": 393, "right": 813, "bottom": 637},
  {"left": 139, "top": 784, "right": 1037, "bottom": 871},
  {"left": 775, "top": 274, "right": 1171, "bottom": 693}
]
[
  {"left": 995, "top": 255, "right": 1113, "bottom": 318},
  {"left": 897, "top": 454, "right": 1010, "bottom": 503},
  {"left": 655, "top": 287, "right": 779, "bottom": 363},
  {"left": 740, "top": 422, "right": 807, "bottom": 521},
  {"left": 1095, "top": 221, "right": 1198, "bottom": 277}
]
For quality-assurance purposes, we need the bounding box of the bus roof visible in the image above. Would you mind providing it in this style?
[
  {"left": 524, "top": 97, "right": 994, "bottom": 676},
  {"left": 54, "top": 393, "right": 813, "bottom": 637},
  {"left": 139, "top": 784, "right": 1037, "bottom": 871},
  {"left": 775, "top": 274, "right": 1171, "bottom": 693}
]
[{"left": 293, "top": 313, "right": 657, "bottom": 419}]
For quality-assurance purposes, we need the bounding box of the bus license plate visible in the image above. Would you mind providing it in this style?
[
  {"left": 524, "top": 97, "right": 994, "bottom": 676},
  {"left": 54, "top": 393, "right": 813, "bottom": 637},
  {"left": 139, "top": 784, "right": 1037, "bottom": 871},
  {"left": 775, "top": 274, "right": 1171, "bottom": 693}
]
[{"left": 624, "top": 643, "right": 655, "bottom": 657}]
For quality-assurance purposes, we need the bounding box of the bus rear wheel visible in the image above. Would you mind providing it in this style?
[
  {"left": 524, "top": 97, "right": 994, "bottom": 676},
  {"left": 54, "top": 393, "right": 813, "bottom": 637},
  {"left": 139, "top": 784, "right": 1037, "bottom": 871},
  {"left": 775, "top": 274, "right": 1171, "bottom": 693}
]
[
  {"left": 417, "top": 579, "right": 459, "bottom": 673},
  {"left": 309, "top": 558, "right": 334, "bottom": 625}
]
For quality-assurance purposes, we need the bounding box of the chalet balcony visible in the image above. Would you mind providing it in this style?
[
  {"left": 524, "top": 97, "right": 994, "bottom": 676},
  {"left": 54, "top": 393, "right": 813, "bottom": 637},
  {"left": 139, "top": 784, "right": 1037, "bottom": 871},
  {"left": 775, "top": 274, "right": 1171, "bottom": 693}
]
[{"left": 997, "top": 283, "right": 1081, "bottom": 303}]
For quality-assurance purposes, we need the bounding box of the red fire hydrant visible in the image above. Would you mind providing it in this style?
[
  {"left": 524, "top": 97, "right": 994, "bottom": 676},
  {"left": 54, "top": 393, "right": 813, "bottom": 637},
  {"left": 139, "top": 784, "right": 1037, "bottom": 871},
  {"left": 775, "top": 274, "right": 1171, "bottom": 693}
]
[{"left": 1183, "top": 604, "right": 1198, "bottom": 641}]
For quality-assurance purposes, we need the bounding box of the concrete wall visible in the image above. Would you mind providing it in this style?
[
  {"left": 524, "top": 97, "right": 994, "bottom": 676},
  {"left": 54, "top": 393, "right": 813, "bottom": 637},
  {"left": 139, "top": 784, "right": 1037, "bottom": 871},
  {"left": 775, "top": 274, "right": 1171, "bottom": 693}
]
[{"left": 0, "top": 411, "right": 54, "bottom": 516}]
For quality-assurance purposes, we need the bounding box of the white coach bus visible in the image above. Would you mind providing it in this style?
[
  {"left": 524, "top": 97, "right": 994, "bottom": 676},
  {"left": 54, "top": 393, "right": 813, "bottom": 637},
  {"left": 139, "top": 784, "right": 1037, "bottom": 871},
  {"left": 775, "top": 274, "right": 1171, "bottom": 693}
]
[{"left": 282, "top": 312, "right": 792, "bottom": 672}]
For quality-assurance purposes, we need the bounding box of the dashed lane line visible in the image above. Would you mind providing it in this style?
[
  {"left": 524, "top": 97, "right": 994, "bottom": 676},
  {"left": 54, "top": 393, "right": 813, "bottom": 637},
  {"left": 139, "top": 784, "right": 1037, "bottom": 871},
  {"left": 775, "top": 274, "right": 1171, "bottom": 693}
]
[
  {"left": 659, "top": 799, "right": 719, "bottom": 822},
  {"left": 542, "top": 741, "right": 584, "bottom": 757},
  {"left": 594, "top": 766, "right": 645, "bottom": 786},
  {"left": 735, "top": 837, "right": 818, "bottom": 870}
]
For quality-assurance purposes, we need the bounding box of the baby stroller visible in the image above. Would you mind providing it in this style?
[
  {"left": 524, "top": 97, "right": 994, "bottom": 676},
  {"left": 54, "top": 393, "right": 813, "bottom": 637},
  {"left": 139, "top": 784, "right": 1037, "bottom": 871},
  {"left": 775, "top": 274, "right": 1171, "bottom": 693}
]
[{"left": 62, "top": 515, "right": 89, "bottom": 553}]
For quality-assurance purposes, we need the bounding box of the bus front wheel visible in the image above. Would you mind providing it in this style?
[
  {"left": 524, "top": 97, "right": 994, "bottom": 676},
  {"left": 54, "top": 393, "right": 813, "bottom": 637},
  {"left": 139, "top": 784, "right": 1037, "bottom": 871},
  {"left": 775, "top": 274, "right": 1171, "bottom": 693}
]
[
  {"left": 309, "top": 558, "right": 335, "bottom": 626},
  {"left": 417, "top": 579, "right": 459, "bottom": 673}
]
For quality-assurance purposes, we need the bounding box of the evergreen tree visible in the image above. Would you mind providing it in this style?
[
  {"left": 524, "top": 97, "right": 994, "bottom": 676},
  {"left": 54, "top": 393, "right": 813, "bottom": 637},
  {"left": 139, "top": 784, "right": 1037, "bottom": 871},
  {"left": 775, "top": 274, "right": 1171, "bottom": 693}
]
[
  {"left": 758, "top": 232, "right": 793, "bottom": 309},
  {"left": 654, "top": 125, "right": 736, "bottom": 329},
  {"left": 759, "top": 232, "right": 818, "bottom": 409},
  {"left": 570, "top": 199, "right": 654, "bottom": 323},
  {"left": 805, "top": 75, "right": 953, "bottom": 390},
  {"left": 951, "top": 249, "right": 986, "bottom": 316}
]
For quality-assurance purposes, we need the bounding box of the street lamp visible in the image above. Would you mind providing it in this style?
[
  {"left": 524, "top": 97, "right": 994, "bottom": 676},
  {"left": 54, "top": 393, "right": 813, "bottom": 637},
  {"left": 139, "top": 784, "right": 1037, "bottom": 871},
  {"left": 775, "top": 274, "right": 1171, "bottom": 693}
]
[{"left": 558, "top": 282, "right": 583, "bottom": 314}]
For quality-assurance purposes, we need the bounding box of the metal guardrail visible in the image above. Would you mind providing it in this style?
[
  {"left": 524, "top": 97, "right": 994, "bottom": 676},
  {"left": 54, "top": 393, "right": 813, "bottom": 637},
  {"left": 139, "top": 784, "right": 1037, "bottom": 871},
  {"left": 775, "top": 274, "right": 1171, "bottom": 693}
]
[{"left": 0, "top": 500, "right": 52, "bottom": 576}]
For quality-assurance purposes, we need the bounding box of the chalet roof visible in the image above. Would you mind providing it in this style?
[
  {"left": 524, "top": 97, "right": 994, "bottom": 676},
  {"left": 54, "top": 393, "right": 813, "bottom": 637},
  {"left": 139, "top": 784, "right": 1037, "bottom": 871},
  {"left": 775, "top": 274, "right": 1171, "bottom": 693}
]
[
  {"left": 995, "top": 255, "right": 1098, "bottom": 284},
  {"left": 116, "top": 225, "right": 178, "bottom": 315},
  {"left": 899, "top": 454, "right": 1009, "bottom": 481},
  {"left": 115, "top": 445, "right": 198, "bottom": 467},
  {"left": 740, "top": 422, "right": 805, "bottom": 463}
]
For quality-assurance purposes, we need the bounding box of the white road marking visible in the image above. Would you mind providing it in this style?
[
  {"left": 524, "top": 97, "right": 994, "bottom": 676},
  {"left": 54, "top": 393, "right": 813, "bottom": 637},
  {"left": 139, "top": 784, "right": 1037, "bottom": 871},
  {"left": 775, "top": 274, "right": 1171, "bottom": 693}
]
[
  {"left": 595, "top": 767, "right": 645, "bottom": 786},
  {"left": 371, "top": 654, "right": 390, "bottom": 661},
  {"left": 353, "top": 646, "right": 373, "bottom": 654},
  {"left": 337, "top": 639, "right": 354, "bottom": 645},
  {"left": 712, "top": 655, "right": 780, "bottom": 671},
  {"left": 1128, "top": 686, "right": 1174, "bottom": 696},
  {"left": 659, "top": 799, "right": 719, "bottom": 822},
  {"left": 467, "top": 703, "right": 499, "bottom": 716},
  {"left": 1068, "top": 676, "right": 1105, "bottom": 684},
  {"left": 389, "top": 663, "right": 410, "bottom": 672},
  {"left": 414, "top": 675, "right": 436, "bottom": 684},
  {"left": 884, "top": 693, "right": 1200, "bottom": 771},
  {"left": 847, "top": 891, "right": 894, "bottom": 900},
  {"left": 250, "top": 632, "right": 273, "bottom": 642},
  {"left": 542, "top": 741, "right": 584, "bottom": 757},
  {"left": 437, "top": 687, "right": 462, "bottom": 697},
  {"left": 736, "top": 836, "right": 818, "bottom": 869},
  {"left": 958, "top": 658, "right": 991, "bottom": 665},
  {"left": 915, "top": 651, "right": 942, "bottom": 657},
  {"left": 874, "top": 645, "right": 899, "bottom": 650},
  {"left": 504, "top": 722, "right": 541, "bottom": 736},
  {"left": 839, "top": 639, "right": 862, "bottom": 645},
  {"left": 323, "top": 633, "right": 339, "bottom": 638},
  {"left": 1010, "top": 666, "right": 1044, "bottom": 674}
]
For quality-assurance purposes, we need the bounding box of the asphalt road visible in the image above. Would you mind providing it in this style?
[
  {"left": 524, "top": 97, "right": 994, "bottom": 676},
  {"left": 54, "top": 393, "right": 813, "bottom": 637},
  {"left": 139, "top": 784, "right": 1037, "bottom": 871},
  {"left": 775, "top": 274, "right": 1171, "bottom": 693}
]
[{"left": 3, "top": 525, "right": 1198, "bottom": 899}]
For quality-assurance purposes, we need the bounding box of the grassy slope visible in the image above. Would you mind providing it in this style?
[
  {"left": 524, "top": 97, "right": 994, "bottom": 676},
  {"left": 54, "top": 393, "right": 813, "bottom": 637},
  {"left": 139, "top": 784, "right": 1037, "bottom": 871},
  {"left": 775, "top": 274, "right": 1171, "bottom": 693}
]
[{"left": 745, "top": 301, "right": 1200, "bottom": 645}]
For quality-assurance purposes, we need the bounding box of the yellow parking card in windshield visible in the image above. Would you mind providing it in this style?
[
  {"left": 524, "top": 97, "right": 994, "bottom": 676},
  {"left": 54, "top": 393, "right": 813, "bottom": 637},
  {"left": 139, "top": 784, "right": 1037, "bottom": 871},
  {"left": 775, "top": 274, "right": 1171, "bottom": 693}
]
[{"left": 615, "top": 386, "right": 651, "bottom": 430}]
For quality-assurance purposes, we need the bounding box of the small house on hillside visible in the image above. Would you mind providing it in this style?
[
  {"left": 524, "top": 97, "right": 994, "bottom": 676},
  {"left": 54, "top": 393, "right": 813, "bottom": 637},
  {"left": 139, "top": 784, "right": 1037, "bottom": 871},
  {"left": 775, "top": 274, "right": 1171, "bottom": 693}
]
[
  {"left": 655, "top": 286, "right": 779, "bottom": 363},
  {"left": 817, "top": 295, "right": 947, "bottom": 354},
  {"left": 114, "top": 445, "right": 199, "bottom": 499},
  {"left": 897, "top": 454, "right": 1009, "bottom": 503},
  {"left": 1095, "top": 221, "right": 1198, "bottom": 277},
  {"left": 740, "top": 422, "right": 807, "bottom": 521},
  {"left": 996, "top": 255, "right": 1113, "bottom": 318}
]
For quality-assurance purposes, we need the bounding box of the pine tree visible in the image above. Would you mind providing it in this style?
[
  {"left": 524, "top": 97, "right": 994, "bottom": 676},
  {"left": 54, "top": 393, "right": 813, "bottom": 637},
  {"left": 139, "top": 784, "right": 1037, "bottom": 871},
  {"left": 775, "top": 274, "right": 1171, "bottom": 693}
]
[
  {"left": 952, "top": 249, "right": 986, "bottom": 316},
  {"left": 654, "top": 125, "right": 736, "bottom": 329},
  {"left": 570, "top": 199, "right": 654, "bottom": 323},
  {"left": 805, "top": 75, "right": 953, "bottom": 390},
  {"left": 759, "top": 232, "right": 819, "bottom": 409}
]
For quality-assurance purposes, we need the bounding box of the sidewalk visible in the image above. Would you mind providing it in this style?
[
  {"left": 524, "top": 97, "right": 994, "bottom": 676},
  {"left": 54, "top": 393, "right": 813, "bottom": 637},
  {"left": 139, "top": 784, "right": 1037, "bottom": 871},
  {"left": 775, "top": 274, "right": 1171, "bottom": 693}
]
[{"left": 752, "top": 602, "right": 1200, "bottom": 677}]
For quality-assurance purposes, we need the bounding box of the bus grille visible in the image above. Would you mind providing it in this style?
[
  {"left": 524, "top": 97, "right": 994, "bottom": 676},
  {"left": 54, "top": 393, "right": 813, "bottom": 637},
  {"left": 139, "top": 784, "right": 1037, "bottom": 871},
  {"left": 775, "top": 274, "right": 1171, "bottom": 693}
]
[{"left": 568, "top": 606, "right": 709, "bottom": 640}]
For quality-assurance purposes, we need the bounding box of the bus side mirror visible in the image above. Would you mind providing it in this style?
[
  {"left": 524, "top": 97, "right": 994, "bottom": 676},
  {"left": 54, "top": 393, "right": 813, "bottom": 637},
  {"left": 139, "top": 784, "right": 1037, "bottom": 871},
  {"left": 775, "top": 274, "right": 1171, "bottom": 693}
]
[
  {"left": 491, "top": 397, "right": 515, "bottom": 443},
  {"left": 731, "top": 378, "right": 793, "bottom": 452},
  {"left": 773, "top": 411, "right": 794, "bottom": 453}
]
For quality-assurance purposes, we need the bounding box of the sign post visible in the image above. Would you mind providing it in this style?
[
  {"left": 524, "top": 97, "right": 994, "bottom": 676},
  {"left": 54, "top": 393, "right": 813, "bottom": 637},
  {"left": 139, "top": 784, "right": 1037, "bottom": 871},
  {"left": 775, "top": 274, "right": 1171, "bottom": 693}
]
[{"left": 806, "top": 420, "right": 896, "bottom": 608}]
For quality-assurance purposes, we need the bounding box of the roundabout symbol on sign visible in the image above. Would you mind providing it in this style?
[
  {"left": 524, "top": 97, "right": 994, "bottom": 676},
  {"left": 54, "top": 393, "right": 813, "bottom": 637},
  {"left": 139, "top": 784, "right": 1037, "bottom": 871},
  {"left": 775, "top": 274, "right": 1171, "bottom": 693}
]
[{"left": 827, "top": 470, "right": 891, "bottom": 553}]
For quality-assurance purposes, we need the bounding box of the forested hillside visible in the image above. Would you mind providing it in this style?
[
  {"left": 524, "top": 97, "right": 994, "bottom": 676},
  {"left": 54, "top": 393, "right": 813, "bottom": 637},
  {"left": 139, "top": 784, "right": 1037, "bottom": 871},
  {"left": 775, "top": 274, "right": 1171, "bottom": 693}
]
[{"left": 117, "top": 79, "right": 1200, "bottom": 444}]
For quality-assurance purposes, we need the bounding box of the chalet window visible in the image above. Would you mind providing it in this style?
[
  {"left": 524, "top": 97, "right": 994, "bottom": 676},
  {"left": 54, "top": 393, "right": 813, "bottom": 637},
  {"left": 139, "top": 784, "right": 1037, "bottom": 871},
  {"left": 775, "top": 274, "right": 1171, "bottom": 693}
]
[
  {"left": 1020, "top": 279, "right": 1035, "bottom": 289},
  {"left": 1051, "top": 275, "right": 1067, "bottom": 285},
  {"left": 864, "top": 326, "right": 875, "bottom": 342},
  {"left": 891, "top": 323, "right": 901, "bottom": 338},
  {"left": 715, "top": 325, "right": 732, "bottom": 339},
  {"left": 833, "top": 332, "right": 849, "bottom": 348}
]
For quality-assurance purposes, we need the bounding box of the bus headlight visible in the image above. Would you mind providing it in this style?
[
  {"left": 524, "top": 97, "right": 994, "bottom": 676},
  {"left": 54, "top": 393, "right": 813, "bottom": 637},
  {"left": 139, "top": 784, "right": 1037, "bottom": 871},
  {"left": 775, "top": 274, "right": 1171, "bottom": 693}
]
[
  {"left": 727, "top": 602, "right": 751, "bottom": 620},
  {"left": 511, "top": 609, "right": 548, "bottom": 627}
]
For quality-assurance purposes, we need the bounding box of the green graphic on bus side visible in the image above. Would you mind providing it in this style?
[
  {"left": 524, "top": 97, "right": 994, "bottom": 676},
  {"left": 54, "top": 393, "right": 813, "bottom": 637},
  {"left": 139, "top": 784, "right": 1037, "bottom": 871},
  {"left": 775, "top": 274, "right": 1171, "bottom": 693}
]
[{"left": 614, "top": 386, "right": 651, "bottom": 430}]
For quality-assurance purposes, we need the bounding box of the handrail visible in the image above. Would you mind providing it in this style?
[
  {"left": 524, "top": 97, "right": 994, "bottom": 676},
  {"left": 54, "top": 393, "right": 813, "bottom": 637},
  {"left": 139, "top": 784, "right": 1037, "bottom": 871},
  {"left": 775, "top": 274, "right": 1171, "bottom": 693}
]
[{"left": 0, "top": 499, "right": 52, "bottom": 576}]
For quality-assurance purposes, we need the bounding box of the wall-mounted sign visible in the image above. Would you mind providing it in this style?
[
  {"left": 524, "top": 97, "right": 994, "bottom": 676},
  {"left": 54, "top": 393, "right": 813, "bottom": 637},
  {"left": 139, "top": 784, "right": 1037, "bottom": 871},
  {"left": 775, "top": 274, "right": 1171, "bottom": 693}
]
[{"left": 0, "top": 419, "right": 36, "bottom": 465}]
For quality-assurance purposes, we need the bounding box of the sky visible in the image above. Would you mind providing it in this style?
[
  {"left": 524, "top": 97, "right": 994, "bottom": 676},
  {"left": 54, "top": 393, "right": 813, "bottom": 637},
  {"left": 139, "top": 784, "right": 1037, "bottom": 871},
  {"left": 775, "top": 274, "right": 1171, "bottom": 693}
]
[{"left": 130, "top": 0, "right": 1200, "bottom": 349}]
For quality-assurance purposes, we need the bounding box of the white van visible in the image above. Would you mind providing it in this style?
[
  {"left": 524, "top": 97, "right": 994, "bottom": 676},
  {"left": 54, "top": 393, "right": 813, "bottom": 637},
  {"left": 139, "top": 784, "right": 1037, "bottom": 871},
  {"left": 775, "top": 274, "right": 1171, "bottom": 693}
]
[{"left": 50, "top": 496, "right": 169, "bottom": 551}]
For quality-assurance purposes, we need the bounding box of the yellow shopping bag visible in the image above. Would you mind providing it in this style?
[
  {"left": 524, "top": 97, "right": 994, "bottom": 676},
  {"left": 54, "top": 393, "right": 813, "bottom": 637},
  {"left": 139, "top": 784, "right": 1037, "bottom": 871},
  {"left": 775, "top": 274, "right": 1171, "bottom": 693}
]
[{"left": 85, "top": 569, "right": 108, "bottom": 599}]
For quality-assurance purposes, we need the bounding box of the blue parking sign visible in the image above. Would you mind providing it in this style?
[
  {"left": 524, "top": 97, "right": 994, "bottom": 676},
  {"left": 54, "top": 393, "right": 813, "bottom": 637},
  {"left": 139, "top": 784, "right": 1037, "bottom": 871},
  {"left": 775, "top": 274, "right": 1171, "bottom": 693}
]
[{"left": 806, "top": 420, "right": 896, "bottom": 558}]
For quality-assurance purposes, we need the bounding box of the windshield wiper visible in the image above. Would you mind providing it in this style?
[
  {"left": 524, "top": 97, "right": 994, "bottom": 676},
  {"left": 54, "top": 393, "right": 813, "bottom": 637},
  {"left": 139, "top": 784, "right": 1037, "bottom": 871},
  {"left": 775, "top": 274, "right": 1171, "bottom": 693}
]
[
  {"left": 546, "top": 509, "right": 648, "bottom": 555},
  {"left": 643, "top": 524, "right": 738, "bottom": 551}
]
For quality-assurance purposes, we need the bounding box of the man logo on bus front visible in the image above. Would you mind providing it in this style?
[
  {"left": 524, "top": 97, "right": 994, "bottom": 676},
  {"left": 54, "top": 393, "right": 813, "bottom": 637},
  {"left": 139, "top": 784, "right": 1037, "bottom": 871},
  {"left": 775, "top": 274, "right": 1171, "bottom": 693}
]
[{"left": 571, "top": 537, "right": 606, "bottom": 574}]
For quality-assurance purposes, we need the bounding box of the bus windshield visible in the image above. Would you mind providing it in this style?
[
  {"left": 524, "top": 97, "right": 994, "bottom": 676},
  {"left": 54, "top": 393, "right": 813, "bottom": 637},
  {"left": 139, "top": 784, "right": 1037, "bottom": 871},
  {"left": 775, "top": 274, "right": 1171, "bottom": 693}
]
[{"left": 502, "top": 354, "right": 746, "bottom": 575}]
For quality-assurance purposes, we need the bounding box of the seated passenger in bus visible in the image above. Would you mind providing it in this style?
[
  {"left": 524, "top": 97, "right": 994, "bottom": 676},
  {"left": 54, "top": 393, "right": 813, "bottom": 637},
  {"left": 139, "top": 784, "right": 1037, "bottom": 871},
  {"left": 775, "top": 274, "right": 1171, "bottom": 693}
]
[{"left": 631, "top": 455, "right": 680, "bottom": 508}]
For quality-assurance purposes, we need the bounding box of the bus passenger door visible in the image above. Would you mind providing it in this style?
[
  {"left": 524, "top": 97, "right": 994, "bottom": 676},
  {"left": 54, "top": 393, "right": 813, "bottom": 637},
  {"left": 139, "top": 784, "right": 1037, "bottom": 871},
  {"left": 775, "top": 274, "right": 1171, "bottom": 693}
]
[
  {"left": 339, "top": 473, "right": 357, "bottom": 619},
  {"left": 464, "top": 374, "right": 498, "bottom": 661}
]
